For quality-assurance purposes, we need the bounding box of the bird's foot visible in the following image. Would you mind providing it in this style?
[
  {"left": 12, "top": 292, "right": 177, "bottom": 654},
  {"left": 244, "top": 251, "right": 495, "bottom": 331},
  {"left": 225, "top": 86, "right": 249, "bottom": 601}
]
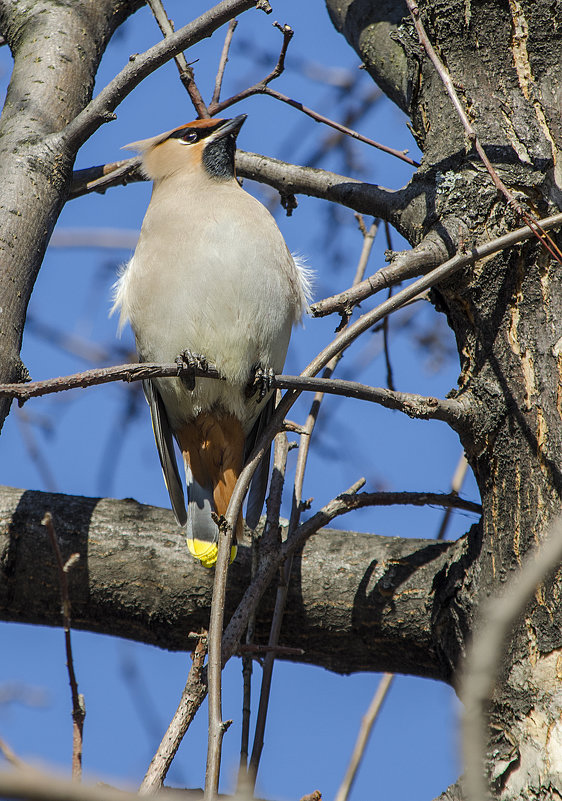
[
  {"left": 176, "top": 350, "right": 208, "bottom": 390},
  {"left": 245, "top": 365, "right": 275, "bottom": 401}
]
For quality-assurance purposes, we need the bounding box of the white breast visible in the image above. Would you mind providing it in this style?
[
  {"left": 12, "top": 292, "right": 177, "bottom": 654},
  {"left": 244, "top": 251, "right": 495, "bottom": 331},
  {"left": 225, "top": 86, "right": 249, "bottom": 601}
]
[{"left": 113, "top": 174, "right": 310, "bottom": 431}]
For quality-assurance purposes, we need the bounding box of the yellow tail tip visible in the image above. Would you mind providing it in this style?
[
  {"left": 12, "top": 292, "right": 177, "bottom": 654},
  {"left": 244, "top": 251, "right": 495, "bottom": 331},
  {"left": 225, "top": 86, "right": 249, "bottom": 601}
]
[{"left": 186, "top": 537, "right": 237, "bottom": 568}]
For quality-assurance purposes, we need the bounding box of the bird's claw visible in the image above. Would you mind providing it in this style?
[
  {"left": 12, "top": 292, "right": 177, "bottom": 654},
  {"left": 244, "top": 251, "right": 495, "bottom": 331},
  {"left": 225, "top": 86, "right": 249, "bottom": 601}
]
[
  {"left": 246, "top": 365, "right": 275, "bottom": 401},
  {"left": 176, "top": 350, "right": 208, "bottom": 390}
]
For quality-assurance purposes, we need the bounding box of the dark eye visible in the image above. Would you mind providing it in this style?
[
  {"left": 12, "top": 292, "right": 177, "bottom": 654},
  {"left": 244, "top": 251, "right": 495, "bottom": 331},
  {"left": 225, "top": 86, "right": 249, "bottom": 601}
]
[{"left": 180, "top": 130, "right": 198, "bottom": 145}]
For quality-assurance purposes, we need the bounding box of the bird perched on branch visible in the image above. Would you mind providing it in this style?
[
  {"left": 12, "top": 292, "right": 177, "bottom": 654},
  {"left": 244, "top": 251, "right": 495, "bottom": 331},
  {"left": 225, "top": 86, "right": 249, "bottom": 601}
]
[{"left": 112, "top": 114, "right": 310, "bottom": 567}]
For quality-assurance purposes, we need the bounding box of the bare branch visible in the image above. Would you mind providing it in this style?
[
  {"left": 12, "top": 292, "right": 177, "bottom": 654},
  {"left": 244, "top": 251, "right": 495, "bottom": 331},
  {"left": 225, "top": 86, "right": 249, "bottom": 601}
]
[
  {"left": 42, "top": 512, "right": 85, "bottom": 780},
  {"left": 310, "top": 211, "right": 562, "bottom": 318},
  {"left": 245, "top": 431, "right": 289, "bottom": 787},
  {"left": 205, "top": 519, "right": 236, "bottom": 799},
  {"left": 146, "top": 0, "right": 210, "bottom": 117},
  {"left": 334, "top": 673, "right": 394, "bottom": 801},
  {"left": 258, "top": 87, "right": 420, "bottom": 167},
  {"left": 0, "top": 365, "right": 468, "bottom": 428},
  {"left": 212, "top": 19, "right": 238, "bottom": 105},
  {"left": 0, "top": 483, "right": 460, "bottom": 678},
  {"left": 61, "top": 0, "right": 263, "bottom": 148},
  {"left": 140, "top": 635, "right": 208, "bottom": 794}
]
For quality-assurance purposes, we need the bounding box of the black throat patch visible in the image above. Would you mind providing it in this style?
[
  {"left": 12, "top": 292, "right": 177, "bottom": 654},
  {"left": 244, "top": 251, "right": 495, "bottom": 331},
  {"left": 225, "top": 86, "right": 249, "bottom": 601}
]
[{"left": 202, "top": 135, "right": 236, "bottom": 180}]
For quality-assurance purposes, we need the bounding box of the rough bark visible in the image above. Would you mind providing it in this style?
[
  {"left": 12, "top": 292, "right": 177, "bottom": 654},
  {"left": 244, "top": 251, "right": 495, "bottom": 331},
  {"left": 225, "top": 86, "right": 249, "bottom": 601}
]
[
  {"left": 326, "top": 1, "right": 562, "bottom": 799},
  {"left": 0, "top": 0, "right": 141, "bottom": 430},
  {"left": 0, "top": 484, "right": 476, "bottom": 681}
]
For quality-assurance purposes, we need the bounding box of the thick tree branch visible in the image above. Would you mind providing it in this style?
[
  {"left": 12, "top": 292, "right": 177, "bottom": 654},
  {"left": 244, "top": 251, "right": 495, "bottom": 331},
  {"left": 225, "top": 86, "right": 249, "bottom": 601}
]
[
  {"left": 0, "top": 484, "right": 475, "bottom": 681},
  {"left": 70, "top": 151, "right": 402, "bottom": 223}
]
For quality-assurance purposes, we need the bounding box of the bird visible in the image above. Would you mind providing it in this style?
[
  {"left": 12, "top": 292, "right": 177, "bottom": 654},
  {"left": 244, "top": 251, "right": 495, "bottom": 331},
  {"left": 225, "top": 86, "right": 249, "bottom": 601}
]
[{"left": 112, "top": 114, "right": 311, "bottom": 567}]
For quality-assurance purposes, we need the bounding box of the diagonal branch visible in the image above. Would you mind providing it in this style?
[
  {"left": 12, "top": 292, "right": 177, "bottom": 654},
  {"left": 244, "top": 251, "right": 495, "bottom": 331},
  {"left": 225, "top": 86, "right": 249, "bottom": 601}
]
[
  {"left": 310, "top": 210, "right": 562, "bottom": 319},
  {"left": 61, "top": 0, "right": 266, "bottom": 149},
  {"left": 146, "top": 0, "right": 210, "bottom": 118},
  {"left": 140, "top": 634, "right": 208, "bottom": 794},
  {"left": 209, "top": 20, "right": 294, "bottom": 114},
  {"left": 244, "top": 86, "right": 420, "bottom": 167},
  {"left": 212, "top": 19, "right": 239, "bottom": 105}
]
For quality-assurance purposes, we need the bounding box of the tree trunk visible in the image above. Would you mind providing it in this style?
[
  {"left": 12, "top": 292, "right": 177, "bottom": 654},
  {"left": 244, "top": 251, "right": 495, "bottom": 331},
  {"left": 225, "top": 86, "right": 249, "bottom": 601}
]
[
  {"left": 0, "top": 0, "right": 140, "bottom": 431},
  {"left": 326, "top": 1, "right": 562, "bottom": 797}
]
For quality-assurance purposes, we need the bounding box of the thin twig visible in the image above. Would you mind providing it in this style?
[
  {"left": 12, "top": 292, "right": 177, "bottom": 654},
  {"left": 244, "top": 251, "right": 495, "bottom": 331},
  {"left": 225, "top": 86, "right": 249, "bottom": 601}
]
[
  {"left": 382, "top": 221, "right": 396, "bottom": 391},
  {"left": 248, "top": 219, "right": 378, "bottom": 786},
  {"left": 42, "top": 512, "right": 85, "bottom": 781},
  {"left": 239, "top": 432, "right": 289, "bottom": 792},
  {"left": 462, "top": 516, "right": 562, "bottom": 801},
  {"left": 238, "top": 458, "right": 260, "bottom": 782},
  {"left": 436, "top": 452, "right": 469, "bottom": 541},
  {"left": 146, "top": 0, "right": 210, "bottom": 117},
  {"left": 204, "top": 517, "right": 235, "bottom": 799},
  {"left": 334, "top": 673, "right": 394, "bottom": 801},
  {"left": 61, "top": 0, "right": 262, "bottom": 148},
  {"left": 217, "top": 83, "right": 420, "bottom": 167},
  {"left": 311, "top": 210, "right": 562, "bottom": 318},
  {"left": 209, "top": 21, "right": 294, "bottom": 115},
  {"left": 212, "top": 19, "right": 238, "bottom": 105},
  {"left": 140, "top": 634, "right": 208, "bottom": 794},
  {"left": 405, "top": 0, "right": 562, "bottom": 266}
]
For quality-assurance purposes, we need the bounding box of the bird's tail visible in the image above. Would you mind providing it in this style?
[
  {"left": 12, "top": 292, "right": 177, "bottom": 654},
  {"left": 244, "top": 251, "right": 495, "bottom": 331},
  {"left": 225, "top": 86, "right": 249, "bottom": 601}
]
[{"left": 178, "top": 413, "right": 244, "bottom": 568}]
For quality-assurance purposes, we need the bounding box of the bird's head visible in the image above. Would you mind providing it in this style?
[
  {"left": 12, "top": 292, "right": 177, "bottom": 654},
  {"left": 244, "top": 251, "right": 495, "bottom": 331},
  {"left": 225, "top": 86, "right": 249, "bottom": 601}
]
[{"left": 124, "top": 114, "right": 247, "bottom": 182}]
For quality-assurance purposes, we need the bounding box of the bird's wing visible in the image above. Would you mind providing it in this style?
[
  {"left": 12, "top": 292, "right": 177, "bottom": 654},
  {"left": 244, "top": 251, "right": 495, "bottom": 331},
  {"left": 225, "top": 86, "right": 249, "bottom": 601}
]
[
  {"left": 244, "top": 393, "right": 275, "bottom": 530},
  {"left": 142, "top": 379, "right": 187, "bottom": 526}
]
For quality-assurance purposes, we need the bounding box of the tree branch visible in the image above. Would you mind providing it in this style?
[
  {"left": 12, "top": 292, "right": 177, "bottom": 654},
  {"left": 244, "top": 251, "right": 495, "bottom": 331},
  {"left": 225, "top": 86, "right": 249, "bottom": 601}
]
[
  {"left": 0, "top": 362, "right": 468, "bottom": 427},
  {"left": 61, "top": 0, "right": 264, "bottom": 149},
  {"left": 0, "top": 484, "right": 471, "bottom": 681},
  {"left": 310, "top": 211, "right": 562, "bottom": 319},
  {"left": 146, "top": 0, "right": 210, "bottom": 118},
  {"left": 69, "top": 151, "right": 402, "bottom": 224}
]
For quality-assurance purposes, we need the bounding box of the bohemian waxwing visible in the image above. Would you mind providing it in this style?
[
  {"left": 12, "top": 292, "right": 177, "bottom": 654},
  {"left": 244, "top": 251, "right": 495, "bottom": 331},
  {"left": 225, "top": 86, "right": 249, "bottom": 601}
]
[{"left": 112, "top": 115, "right": 311, "bottom": 567}]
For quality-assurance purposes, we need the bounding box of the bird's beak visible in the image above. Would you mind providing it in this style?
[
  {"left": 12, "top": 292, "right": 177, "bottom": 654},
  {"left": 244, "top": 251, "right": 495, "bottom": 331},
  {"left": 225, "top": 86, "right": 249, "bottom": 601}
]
[{"left": 211, "top": 114, "right": 247, "bottom": 140}]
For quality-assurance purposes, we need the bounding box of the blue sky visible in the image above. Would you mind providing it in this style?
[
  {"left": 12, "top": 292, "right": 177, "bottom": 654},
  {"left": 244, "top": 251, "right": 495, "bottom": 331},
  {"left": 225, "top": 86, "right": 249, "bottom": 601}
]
[{"left": 0, "top": 2, "right": 479, "bottom": 798}]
